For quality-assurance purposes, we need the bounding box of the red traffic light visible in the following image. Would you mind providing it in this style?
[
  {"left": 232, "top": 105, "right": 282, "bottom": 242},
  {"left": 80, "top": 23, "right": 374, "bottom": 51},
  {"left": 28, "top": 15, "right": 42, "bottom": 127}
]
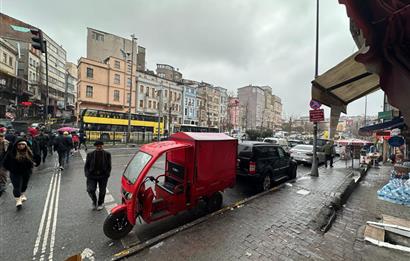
[{"left": 21, "top": 101, "right": 33, "bottom": 106}]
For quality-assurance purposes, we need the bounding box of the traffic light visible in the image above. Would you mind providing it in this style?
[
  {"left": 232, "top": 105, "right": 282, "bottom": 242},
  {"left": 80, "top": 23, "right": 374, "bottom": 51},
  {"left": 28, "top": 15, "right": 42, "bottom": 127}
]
[{"left": 30, "top": 28, "right": 45, "bottom": 53}]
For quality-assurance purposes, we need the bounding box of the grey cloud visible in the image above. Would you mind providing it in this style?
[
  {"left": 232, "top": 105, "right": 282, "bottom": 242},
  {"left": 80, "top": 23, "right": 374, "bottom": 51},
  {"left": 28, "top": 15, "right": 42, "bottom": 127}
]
[{"left": 1, "top": 0, "right": 383, "bottom": 117}]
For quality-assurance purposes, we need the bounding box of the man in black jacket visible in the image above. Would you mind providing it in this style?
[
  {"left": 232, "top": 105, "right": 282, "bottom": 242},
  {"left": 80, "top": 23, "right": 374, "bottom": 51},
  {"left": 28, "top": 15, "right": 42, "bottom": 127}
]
[{"left": 84, "top": 140, "right": 112, "bottom": 210}]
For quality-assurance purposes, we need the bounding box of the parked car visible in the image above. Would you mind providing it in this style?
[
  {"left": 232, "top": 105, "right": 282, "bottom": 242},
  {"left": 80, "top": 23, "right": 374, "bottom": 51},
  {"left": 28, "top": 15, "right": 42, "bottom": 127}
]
[
  {"left": 288, "top": 139, "right": 304, "bottom": 148},
  {"left": 237, "top": 141, "right": 297, "bottom": 192},
  {"left": 262, "top": 137, "right": 289, "bottom": 152},
  {"left": 289, "top": 144, "right": 326, "bottom": 165}
]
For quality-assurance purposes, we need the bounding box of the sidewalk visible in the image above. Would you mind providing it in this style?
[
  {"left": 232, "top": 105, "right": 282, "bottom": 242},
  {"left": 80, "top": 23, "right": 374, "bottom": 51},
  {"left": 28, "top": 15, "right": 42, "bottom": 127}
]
[
  {"left": 317, "top": 165, "right": 410, "bottom": 261},
  {"left": 123, "top": 165, "right": 368, "bottom": 260}
]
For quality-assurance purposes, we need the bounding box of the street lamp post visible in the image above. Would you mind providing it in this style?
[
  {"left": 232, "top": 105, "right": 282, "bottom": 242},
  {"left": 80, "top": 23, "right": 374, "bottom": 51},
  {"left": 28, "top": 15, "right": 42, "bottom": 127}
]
[
  {"left": 126, "top": 34, "right": 136, "bottom": 144},
  {"left": 311, "top": 0, "right": 320, "bottom": 177}
]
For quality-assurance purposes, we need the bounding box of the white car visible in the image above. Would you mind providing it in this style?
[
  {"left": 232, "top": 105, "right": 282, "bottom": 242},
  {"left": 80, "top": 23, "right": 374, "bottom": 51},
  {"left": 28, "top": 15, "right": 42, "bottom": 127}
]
[
  {"left": 289, "top": 144, "right": 326, "bottom": 165},
  {"left": 263, "top": 137, "right": 289, "bottom": 152}
]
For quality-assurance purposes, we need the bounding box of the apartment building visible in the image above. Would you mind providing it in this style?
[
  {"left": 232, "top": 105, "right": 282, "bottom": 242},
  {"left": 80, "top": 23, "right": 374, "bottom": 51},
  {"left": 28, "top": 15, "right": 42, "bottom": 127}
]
[
  {"left": 77, "top": 57, "right": 137, "bottom": 114},
  {"left": 182, "top": 83, "right": 199, "bottom": 125},
  {"left": 272, "top": 95, "right": 283, "bottom": 129},
  {"left": 156, "top": 64, "right": 182, "bottom": 82},
  {"left": 228, "top": 97, "right": 240, "bottom": 132},
  {"left": 0, "top": 37, "right": 18, "bottom": 118},
  {"left": 197, "top": 83, "right": 222, "bottom": 128}
]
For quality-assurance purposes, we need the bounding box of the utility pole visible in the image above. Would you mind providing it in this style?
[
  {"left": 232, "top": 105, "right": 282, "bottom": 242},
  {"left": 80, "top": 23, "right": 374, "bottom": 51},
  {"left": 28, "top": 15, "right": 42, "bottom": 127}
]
[
  {"left": 127, "top": 34, "right": 136, "bottom": 144},
  {"left": 157, "top": 86, "right": 162, "bottom": 141},
  {"left": 311, "top": 0, "right": 320, "bottom": 177}
]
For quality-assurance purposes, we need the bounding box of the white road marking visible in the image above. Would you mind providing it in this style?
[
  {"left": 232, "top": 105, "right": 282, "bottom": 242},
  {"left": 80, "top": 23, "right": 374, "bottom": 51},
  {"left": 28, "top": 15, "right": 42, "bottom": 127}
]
[
  {"left": 104, "top": 194, "right": 115, "bottom": 203},
  {"left": 48, "top": 171, "right": 61, "bottom": 260},
  {"left": 32, "top": 173, "right": 55, "bottom": 259},
  {"left": 33, "top": 158, "right": 61, "bottom": 261},
  {"left": 39, "top": 169, "right": 58, "bottom": 261},
  {"left": 81, "top": 248, "right": 96, "bottom": 261}
]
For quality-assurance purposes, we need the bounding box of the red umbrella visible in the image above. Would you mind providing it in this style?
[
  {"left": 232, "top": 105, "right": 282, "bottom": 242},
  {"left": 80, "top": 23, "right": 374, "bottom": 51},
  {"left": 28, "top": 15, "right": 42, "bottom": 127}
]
[
  {"left": 57, "top": 127, "right": 76, "bottom": 133},
  {"left": 28, "top": 127, "right": 39, "bottom": 137}
]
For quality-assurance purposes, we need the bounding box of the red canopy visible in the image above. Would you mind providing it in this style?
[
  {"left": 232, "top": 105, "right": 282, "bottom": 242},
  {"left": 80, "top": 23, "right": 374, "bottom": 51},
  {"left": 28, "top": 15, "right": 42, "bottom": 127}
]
[{"left": 339, "top": 0, "right": 410, "bottom": 125}]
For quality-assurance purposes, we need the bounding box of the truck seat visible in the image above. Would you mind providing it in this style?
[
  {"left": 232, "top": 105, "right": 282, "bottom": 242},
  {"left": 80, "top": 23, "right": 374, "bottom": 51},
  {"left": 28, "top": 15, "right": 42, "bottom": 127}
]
[{"left": 157, "top": 162, "right": 185, "bottom": 195}]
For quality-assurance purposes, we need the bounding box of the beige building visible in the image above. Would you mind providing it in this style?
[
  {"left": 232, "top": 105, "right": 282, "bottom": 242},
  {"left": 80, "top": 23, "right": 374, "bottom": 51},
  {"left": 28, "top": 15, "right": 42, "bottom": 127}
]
[
  {"left": 77, "top": 57, "right": 137, "bottom": 115},
  {"left": 136, "top": 70, "right": 183, "bottom": 131},
  {"left": 197, "top": 83, "right": 222, "bottom": 128},
  {"left": 86, "top": 27, "right": 145, "bottom": 71},
  {"left": 0, "top": 37, "right": 18, "bottom": 117},
  {"left": 272, "top": 95, "right": 283, "bottom": 130},
  {"left": 238, "top": 85, "right": 283, "bottom": 131},
  {"left": 0, "top": 38, "right": 17, "bottom": 76}
]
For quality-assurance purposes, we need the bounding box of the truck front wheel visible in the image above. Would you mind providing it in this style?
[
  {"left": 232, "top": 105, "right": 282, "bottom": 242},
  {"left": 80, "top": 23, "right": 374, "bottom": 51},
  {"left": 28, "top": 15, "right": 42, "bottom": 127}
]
[
  {"left": 103, "top": 209, "right": 134, "bottom": 240},
  {"left": 206, "top": 192, "right": 223, "bottom": 213}
]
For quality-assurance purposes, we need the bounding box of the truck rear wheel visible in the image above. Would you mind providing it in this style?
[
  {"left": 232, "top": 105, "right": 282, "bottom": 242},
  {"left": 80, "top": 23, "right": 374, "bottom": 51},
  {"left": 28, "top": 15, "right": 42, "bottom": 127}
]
[
  {"left": 206, "top": 192, "right": 223, "bottom": 213},
  {"left": 103, "top": 209, "right": 134, "bottom": 240}
]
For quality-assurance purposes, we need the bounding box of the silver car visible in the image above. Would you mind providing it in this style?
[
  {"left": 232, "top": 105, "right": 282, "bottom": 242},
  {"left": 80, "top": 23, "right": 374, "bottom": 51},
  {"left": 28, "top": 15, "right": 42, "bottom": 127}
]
[{"left": 289, "top": 144, "right": 326, "bottom": 165}]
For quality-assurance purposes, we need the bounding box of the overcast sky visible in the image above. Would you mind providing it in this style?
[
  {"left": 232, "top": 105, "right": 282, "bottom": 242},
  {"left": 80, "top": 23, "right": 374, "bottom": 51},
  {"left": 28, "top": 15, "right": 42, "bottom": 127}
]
[{"left": 1, "top": 0, "right": 384, "bottom": 118}]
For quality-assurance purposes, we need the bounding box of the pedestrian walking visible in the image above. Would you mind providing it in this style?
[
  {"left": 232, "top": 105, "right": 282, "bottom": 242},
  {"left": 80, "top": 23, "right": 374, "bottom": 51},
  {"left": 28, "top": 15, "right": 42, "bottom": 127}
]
[
  {"left": 54, "top": 131, "right": 72, "bottom": 170},
  {"left": 79, "top": 130, "right": 88, "bottom": 151},
  {"left": 84, "top": 140, "right": 112, "bottom": 210},
  {"left": 5, "top": 127, "right": 16, "bottom": 145},
  {"left": 26, "top": 134, "right": 42, "bottom": 167},
  {"left": 36, "top": 131, "right": 49, "bottom": 163},
  {"left": 3, "top": 139, "right": 34, "bottom": 209},
  {"left": 323, "top": 141, "right": 335, "bottom": 168},
  {"left": 47, "top": 131, "right": 55, "bottom": 155},
  {"left": 0, "top": 133, "right": 10, "bottom": 196},
  {"left": 72, "top": 132, "right": 80, "bottom": 151}
]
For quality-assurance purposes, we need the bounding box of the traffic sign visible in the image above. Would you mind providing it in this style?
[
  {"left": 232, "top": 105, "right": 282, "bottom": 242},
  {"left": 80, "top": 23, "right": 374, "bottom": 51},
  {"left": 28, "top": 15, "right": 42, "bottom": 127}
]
[
  {"left": 309, "top": 100, "right": 321, "bottom": 110},
  {"left": 309, "top": 109, "right": 324, "bottom": 122}
]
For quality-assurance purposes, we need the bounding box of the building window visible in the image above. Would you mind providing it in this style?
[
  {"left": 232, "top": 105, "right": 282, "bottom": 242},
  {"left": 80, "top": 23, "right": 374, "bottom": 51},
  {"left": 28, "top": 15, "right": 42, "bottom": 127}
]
[
  {"left": 127, "top": 64, "right": 131, "bottom": 73},
  {"left": 114, "top": 90, "right": 120, "bottom": 101},
  {"left": 148, "top": 100, "right": 152, "bottom": 109},
  {"left": 140, "top": 85, "right": 144, "bottom": 93},
  {"left": 86, "top": 67, "right": 93, "bottom": 78},
  {"left": 92, "top": 31, "right": 104, "bottom": 41},
  {"left": 86, "top": 85, "right": 93, "bottom": 97},
  {"left": 185, "top": 108, "right": 187, "bottom": 116},
  {"left": 3, "top": 53, "right": 7, "bottom": 63},
  {"left": 153, "top": 101, "right": 157, "bottom": 109},
  {"left": 139, "top": 100, "right": 143, "bottom": 108},
  {"left": 146, "top": 87, "right": 150, "bottom": 97},
  {"left": 152, "top": 89, "right": 155, "bottom": 97},
  {"left": 114, "top": 60, "right": 120, "bottom": 69},
  {"left": 127, "top": 78, "right": 131, "bottom": 87},
  {"left": 165, "top": 90, "right": 168, "bottom": 98},
  {"left": 127, "top": 93, "right": 131, "bottom": 103},
  {"left": 9, "top": 57, "right": 13, "bottom": 66},
  {"left": 114, "top": 74, "right": 120, "bottom": 84}
]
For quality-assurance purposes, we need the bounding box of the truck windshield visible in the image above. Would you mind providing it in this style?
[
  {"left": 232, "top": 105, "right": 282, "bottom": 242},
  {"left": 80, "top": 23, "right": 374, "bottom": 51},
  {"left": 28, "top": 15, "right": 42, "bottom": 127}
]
[{"left": 123, "top": 151, "right": 152, "bottom": 184}]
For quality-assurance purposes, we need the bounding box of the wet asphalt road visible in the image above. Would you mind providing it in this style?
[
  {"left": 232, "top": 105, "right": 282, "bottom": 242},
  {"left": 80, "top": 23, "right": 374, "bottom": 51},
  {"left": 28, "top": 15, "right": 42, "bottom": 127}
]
[{"left": 0, "top": 147, "right": 329, "bottom": 261}]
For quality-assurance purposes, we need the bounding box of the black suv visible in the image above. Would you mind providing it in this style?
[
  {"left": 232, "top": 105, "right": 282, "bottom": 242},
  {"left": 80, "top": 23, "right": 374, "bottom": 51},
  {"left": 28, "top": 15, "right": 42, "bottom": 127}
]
[{"left": 237, "top": 141, "right": 297, "bottom": 191}]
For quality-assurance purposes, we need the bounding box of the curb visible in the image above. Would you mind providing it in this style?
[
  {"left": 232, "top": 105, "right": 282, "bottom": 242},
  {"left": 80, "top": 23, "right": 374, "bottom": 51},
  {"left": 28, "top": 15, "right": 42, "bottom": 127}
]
[
  {"left": 309, "top": 164, "right": 370, "bottom": 233},
  {"left": 111, "top": 183, "right": 287, "bottom": 260}
]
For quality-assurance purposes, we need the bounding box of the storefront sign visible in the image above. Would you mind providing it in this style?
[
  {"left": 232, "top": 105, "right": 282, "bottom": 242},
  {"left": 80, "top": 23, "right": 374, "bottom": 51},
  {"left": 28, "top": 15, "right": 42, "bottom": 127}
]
[
  {"left": 309, "top": 109, "right": 324, "bottom": 122},
  {"left": 388, "top": 136, "right": 405, "bottom": 147},
  {"left": 378, "top": 110, "right": 393, "bottom": 120},
  {"left": 391, "top": 128, "right": 401, "bottom": 136}
]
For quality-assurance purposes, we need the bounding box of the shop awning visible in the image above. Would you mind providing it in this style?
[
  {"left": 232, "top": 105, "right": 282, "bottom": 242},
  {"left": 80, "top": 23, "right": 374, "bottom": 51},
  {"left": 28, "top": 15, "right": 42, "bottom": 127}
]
[
  {"left": 359, "top": 117, "right": 405, "bottom": 134},
  {"left": 311, "top": 51, "right": 380, "bottom": 114},
  {"left": 339, "top": 0, "right": 410, "bottom": 126}
]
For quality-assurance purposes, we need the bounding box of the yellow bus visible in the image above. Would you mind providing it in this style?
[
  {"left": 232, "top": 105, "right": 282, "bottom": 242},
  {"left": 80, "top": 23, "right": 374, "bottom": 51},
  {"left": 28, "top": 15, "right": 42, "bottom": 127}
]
[{"left": 80, "top": 109, "right": 164, "bottom": 142}]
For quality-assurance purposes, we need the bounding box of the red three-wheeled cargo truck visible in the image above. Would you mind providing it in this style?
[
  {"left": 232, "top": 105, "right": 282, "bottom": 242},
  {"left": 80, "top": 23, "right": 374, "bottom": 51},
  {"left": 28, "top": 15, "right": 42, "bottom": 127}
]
[{"left": 104, "top": 132, "right": 237, "bottom": 239}]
